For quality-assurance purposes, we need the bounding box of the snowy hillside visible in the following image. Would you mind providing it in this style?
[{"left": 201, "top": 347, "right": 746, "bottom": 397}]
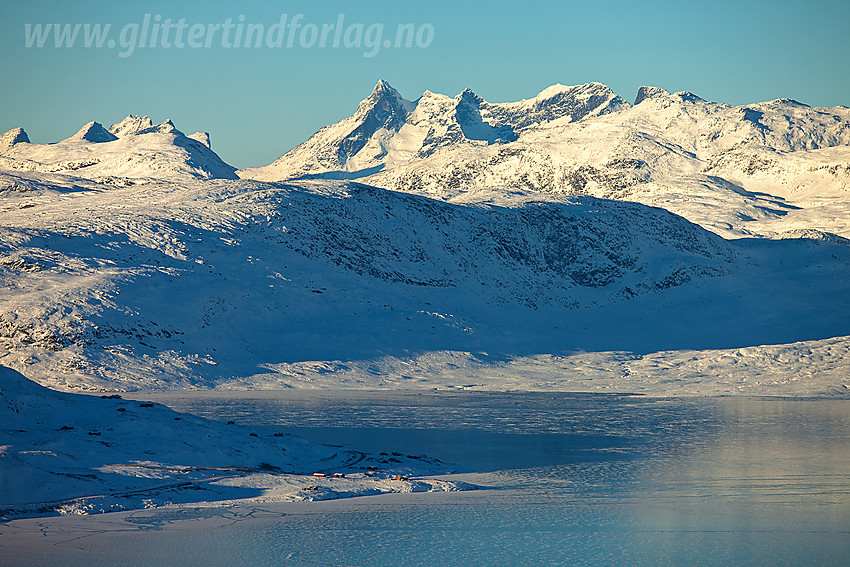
[
  {"left": 0, "top": 115, "right": 237, "bottom": 182},
  {"left": 2, "top": 169, "right": 850, "bottom": 396},
  {"left": 0, "top": 366, "right": 461, "bottom": 520},
  {"left": 240, "top": 81, "right": 850, "bottom": 240}
]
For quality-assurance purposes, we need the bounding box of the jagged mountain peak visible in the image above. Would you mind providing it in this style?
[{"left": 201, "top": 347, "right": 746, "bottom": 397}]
[
  {"left": 109, "top": 114, "right": 154, "bottom": 137},
  {"left": 673, "top": 91, "right": 706, "bottom": 103},
  {"left": 455, "top": 88, "right": 487, "bottom": 114},
  {"left": 361, "top": 79, "right": 410, "bottom": 110},
  {"left": 240, "top": 81, "right": 634, "bottom": 181},
  {"left": 335, "top": 81, "right": 412, "bottom": 166},
  {"left": 106, "top": 115, "right": 186, "bottom": 137},
  {"left": 633, "top": 86, "right": 708, "bottom": 106},
  {"left": 453, "top": 89, "right": 517, "bottom": 144},
  {"left": 0, "top": 127, "right": 30, "bottom": 153},
  {"left": 155, "top": 118, "right": 180, "bottom": 135},
  {"left": 370, "top": 78, "right": 397, "bottom": 96},
  {"left": 351, "top": 80, "right": 412, "bottom": 126},
  {"left": 66, "top": 121, "right": 118, "bottom": 143},
  {"left": 456, "top": 88, "right": 482, "bottom": 102},
  {"left": 239, "top": 80, "right": 850, "bottom": 191},
  {"left": 634, "top": 85, "right": 670, "bottom": 105}
]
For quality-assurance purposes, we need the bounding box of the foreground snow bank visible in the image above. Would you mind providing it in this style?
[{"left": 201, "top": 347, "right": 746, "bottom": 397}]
[{"left": 0, "top": 367, "right": 467, "bottom": 520}]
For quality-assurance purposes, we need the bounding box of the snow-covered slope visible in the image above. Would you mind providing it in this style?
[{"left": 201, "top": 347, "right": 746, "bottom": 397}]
[
  {"left": 241, "top": 81, "right": 850, "bottom": 240},
  {"left": 0, "top": 366, "right": 461, "bottom": 519},
  {"left": 2, "top": 171, "right": 849, "bottom": 396},
  {"left": 0, "top": 116, "right": 237, "bottom": 182}
]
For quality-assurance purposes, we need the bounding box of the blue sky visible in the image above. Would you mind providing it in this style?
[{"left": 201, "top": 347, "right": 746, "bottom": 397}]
[{"left": 2, "top": 0, "right": 849, "bottom": 168}]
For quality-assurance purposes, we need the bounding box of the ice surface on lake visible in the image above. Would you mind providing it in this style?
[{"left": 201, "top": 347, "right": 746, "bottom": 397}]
[{"left": 3, "top": 392, "right": 848, "bottom": 566}]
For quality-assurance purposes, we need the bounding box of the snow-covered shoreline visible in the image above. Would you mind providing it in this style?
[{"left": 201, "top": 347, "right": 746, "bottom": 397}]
[{"left": 0, "top": 366, "right": 469, "bottom": 521}]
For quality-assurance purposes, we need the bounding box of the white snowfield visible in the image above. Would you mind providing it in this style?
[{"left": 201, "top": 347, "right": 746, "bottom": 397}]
[{"left": 1, "top": 81, "right": 850, "bottom": 517}]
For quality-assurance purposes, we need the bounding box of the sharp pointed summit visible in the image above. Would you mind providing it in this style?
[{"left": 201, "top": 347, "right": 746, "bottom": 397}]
[
  {"left": 341, "top": 80, "right": 412, "bottom": 164},
  {"left": 370, "top": 78, "right": 398, "bottom": 97},
  {"left": 67, "top": 121, "right": 119, "bottom": 143}
]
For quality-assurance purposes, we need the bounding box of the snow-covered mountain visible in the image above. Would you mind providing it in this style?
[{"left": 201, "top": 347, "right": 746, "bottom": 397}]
[
  {"left": 0, "top": 115, "right": 237, "bottom": 182},
  {"left": 2, "top": 80, "right": 850, "bottom": 397},
  {"left": 2, "top": 170, "right": 850, "bottom": 396},
  {"left": 240, "top": 81, "right": 850, "bottom": 240},
  {"left": 239, "top": 81, "right": 628, "bottom": 181}
]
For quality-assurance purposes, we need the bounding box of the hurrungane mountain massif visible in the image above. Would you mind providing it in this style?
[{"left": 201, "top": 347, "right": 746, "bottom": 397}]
[{"left": 2, "top": 80, "right": 850, "bottom": 518}]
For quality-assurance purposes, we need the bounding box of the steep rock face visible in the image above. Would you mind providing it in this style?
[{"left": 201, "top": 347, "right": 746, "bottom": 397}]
[
  {"left": 634, "top": 86, "right": 669, "bottom": 105},
  {"left": 454, "top": 88, "right": 518, "bottom": 144},
  {"left": 247, "top": 80, "right": 414, "bottom": 179},
  {"left": 337, "top": 79, "right": 412, "bottom": 164}
]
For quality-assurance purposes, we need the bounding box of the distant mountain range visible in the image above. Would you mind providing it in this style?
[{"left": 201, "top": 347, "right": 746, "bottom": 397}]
[
  {"left": 0, "top": 114, "right": 236, "bottom": 181},
  {"left": 240, "top": 80, "right": 850, "bottom": 240}
]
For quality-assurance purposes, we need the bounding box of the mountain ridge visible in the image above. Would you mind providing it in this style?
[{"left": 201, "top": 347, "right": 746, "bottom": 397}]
[
  {"left": 239, "top": 81, "right": 629, "bottom": 181},
  {"left": 240, "top": 80, "right": 850, "bottom": 240},
  {"left": 0, "top": 116, "right": 237, "bottom": 181}
]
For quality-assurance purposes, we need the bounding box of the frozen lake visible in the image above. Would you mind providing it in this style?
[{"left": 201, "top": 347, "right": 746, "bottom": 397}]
[{"left": 3, "top": 391, "right": 850, "bottom": 566}]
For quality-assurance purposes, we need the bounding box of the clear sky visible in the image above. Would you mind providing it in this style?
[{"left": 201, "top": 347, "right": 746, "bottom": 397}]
[{"left": 2, "top": 0, "right": 849, "bottom": 169}]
